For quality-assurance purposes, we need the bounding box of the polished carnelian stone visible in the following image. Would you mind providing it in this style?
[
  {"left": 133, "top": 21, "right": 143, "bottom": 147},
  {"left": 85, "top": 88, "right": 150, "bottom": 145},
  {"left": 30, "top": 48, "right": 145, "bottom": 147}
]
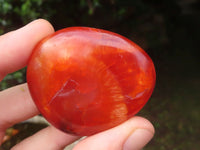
[{"left": 27, "top": 27, "right": 156, "bottom": 136}]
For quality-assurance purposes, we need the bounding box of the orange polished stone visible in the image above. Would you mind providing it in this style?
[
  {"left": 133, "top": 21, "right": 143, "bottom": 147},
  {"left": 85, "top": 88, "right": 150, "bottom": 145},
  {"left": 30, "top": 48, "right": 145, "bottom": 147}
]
[{"left": 27, "top": 27, "right": 156, "bottom": 136}]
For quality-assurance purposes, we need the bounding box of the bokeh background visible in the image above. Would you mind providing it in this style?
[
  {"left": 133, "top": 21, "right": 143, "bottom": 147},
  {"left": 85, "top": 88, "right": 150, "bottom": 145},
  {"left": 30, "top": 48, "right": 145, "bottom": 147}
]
[{"left": 0, "top": 0, "right": 199, "bottom": 149}]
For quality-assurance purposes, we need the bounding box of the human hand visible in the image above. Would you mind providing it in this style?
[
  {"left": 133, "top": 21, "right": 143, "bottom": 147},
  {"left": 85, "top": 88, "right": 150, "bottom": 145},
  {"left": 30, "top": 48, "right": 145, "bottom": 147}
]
[{"left": 0, "top": 19, "right": 155, "bottom": 150}]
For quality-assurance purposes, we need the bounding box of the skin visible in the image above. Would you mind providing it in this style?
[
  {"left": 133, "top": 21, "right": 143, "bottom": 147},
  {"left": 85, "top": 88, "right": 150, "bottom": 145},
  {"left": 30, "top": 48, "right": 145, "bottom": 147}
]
[{"left": 0, "top": 19, "right": 155, "bottom": 150}]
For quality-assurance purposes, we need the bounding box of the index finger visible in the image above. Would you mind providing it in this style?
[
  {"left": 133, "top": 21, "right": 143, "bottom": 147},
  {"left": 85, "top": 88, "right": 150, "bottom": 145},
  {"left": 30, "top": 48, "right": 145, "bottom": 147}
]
[
  {"left": 0, "top": 19, "right": 54, "bottom": 143},
  {"left": 0, "top": 19, "right": 54, "bottom": 80}
]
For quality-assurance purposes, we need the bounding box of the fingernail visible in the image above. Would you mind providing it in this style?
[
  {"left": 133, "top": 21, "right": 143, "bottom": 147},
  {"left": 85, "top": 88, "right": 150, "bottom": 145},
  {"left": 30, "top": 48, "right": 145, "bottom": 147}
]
[{"left": 123, "top": 129, "right": 154, "bottom": 150}]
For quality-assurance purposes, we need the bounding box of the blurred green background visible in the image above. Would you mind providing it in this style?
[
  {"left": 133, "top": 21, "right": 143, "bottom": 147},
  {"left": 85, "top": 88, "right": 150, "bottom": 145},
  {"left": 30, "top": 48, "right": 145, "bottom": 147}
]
[{"left": 0, "top": 0, "right": 200, "bottom": 149}]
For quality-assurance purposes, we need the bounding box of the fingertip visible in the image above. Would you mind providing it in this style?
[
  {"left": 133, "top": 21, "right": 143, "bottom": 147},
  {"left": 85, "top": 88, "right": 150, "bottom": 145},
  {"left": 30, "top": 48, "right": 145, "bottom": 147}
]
[
  {"left": 27, "top": 19, "right": 55, "bottom": 33},
  {"left": 73, "top": 116, "right": 155, "bottom": 150},
  {"left": 123, "top": 117, "right": 155, "bottom": 150},
  {"left": 123, "top": 128, "right": 154, "bottom": 150},
  {"left": 0, "top": 19, "right": 55, "bottom": 76},
  {"left": 129, "top": 116, "right": 155, "bottom": 135}
]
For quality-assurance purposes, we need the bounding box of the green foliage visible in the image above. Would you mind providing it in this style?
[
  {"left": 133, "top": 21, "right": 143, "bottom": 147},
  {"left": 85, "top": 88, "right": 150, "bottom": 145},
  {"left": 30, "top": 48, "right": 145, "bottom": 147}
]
[
  {"left": 80, "top": 0, "right": 100, "bottom": 15},
  {"left": 0, "top": 0, "right": 12, "bottom": 14},
  {"left": 0, "top": 0, "right": 56, "bottom": 34},
  {"left": 14, "top": 0, "right": 41, "bottom": 23},
  {"left": 0, "top": 68, "right": 26, "bottom": 90},
  {"left": 0, "top": 0, "right": 12, "bottom": 31}
]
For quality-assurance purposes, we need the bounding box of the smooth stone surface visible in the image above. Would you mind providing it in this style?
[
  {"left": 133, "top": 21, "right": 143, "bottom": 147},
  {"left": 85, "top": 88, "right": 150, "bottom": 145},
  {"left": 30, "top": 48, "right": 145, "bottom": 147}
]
[{"left": 27, "top": 27, "right": 156, "bottom": 136}]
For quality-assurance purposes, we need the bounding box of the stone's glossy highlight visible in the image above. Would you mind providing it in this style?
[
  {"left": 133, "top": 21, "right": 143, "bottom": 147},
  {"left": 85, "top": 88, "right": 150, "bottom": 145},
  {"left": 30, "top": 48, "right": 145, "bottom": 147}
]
[{"left": 27, "top": 27, "right": 156, "bottom": 136}]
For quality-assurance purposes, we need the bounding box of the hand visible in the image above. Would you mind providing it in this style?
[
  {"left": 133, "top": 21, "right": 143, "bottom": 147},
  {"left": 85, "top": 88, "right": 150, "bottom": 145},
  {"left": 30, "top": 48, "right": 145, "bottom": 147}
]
[{"left": 0, "top": 19, "right": 155, "bottom": 150}]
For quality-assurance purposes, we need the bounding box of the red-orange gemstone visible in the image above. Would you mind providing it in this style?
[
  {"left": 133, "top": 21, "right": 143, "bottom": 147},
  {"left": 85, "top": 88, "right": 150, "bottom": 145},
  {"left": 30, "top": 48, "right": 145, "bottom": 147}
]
[{"left": 27, "top": 27, "right": 156, "bottom": 136}]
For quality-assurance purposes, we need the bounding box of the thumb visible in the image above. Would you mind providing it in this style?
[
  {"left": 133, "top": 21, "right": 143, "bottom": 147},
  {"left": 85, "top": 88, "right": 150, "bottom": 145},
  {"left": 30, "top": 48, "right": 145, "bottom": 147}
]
[{"left": 73, "top": 116, "right": 155, "bottom": 150}]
